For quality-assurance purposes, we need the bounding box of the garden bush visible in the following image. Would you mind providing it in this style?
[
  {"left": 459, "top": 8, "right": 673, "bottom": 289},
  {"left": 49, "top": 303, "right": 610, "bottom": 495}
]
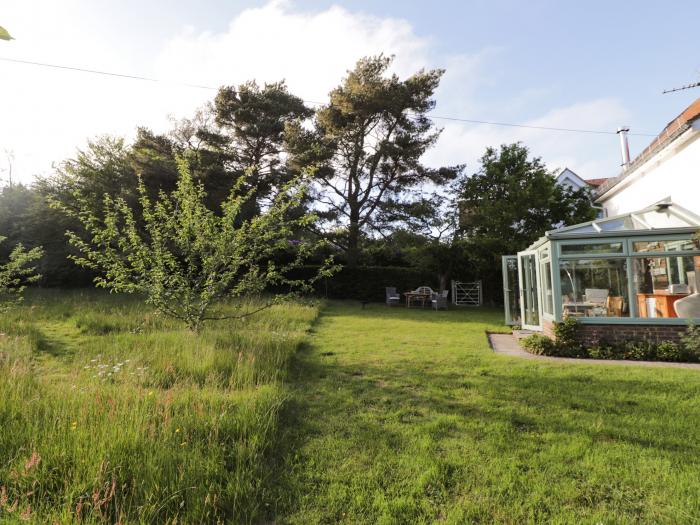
[
  {"left": 520, "top": 334, "right": 556, "bottom": 355},
  {"left": 521, "top": 318, "right": 700, "bottom": 363},
  {"left": 289, "top": 265, "right": 440, "bottom": 301}
]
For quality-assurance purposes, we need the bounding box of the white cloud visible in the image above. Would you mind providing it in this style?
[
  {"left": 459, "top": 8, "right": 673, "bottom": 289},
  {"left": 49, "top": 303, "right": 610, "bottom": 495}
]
[{"left": 1, "top": 0, "right": 633, "bottom": 186}]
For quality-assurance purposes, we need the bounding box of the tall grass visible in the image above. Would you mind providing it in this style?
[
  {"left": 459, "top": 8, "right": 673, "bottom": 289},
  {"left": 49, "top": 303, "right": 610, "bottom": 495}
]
[{"left": 0, "top": 289, "right": 318, "bottom": 524}]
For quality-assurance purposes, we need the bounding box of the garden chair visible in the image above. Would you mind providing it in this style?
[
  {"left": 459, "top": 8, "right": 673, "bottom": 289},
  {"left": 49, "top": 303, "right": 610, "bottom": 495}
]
[
  {"left": 584, "top": 288, "right": 609, "bottom": 316},
  {"left": 385, "top": 287, "right": 401, "bottom": 306},
  {"left": 606, "top": 296, "right": 624, "bottom": 317},
  {"left": 431, "top": 290, "right": 449, "bottom": 311},
  {"left": 414, "top": 286, "right": 434, "bottom": 295}
]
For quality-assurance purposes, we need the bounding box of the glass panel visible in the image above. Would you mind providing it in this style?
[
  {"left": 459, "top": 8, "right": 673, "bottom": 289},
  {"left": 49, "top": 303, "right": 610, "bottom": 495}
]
[
  {"left": 633, "top": 256, "right": 700, "bottom": 318},
  {"left": 520, "top": 253, "right": 539, "bottom": 327},
  {"left": 502, "top": 256, "right": 521, "bottom": 325},
  {"left": 541, "top": 260, "right": 553, "bottom": 315},
  {"left": 559, "top": 258, "right": 629, "bottom": 318},
  {"left": 561, "top": 242, "right": 624, "bottom": 255},
  {"left": 633, "top": 239, "right": 700, "bottom": 253},
  {"left": 598, "top": 217, "right": 635, "bottom": 232}
]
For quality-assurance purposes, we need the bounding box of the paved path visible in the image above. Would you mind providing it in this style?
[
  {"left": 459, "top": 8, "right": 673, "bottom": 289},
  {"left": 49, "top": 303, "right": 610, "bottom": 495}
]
[{"left": 488, "top": 332, "right": 700, "bottom": 370}]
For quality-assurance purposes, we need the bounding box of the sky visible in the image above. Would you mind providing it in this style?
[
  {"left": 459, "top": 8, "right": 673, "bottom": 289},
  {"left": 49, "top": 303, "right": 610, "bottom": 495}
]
[{"left": 2, "top": 0, "right": 700, "bottom": 185}]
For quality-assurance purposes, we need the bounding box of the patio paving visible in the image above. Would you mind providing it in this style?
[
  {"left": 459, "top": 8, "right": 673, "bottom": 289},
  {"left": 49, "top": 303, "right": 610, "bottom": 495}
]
[{"left": 487, "top": 332, "right": 700, "bottom": 369}]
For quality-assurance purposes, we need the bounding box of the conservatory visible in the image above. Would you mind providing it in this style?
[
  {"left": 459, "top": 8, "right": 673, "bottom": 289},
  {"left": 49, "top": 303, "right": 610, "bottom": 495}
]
[{"left": 503, "top": 201, "right": 700, "bottom": 333}]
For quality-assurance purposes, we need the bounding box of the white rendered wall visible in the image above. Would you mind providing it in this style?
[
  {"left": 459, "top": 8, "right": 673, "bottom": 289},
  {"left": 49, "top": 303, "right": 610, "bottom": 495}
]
[{"left": 599, "top": 124, "right": 700, "bottom": 217}]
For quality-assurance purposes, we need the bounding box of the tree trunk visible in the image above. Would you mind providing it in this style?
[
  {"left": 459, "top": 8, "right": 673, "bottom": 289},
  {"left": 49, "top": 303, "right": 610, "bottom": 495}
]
[
  {"left": 346, "top": 216, "right": 360, "bottom": 268},
  {"left": 439, "top": 272, "right": 449, "bottom": 293}
]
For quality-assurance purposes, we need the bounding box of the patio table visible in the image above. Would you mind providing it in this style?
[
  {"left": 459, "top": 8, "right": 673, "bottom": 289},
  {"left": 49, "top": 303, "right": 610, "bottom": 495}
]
[
  {"left": 403, "top": 291, "right": 431, "bottom": 308},
  {"left": 562, "top": 302, "right": 598, "bottom": 316}
]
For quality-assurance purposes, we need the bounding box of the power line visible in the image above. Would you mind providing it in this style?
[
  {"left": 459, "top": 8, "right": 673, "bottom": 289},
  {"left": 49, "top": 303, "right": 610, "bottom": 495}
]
[
  {"left": 0, "top": 55, "right": 657, "bottom": 137},
  {"left": 413, "top": 114, "right": 656, "bottom": 136},
  {"left": 0, "top": 56, "right": 216, "bottom": 90}
]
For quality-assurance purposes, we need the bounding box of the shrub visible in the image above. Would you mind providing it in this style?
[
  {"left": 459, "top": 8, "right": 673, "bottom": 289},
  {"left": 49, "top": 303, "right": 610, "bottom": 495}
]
[
  {"left": 288, "top": 265, "right": 440, "bottom": 301},
  {"left": 521, "top": 334, "right": 556, "bottom": 355},
  {"left": 521, "top": 318, "right": 700, "bottom": 363},
  {"left": 552, "top": 317, "right": 586, "bottom": 357},
  {"left": 587, "top": 344, "right": 616, "bottom": 360},
  {"left": 656, "top": 341, "right": 685, "bottom": 362},
  {"left": 681, "top": 323, "right": 700, "bottom": 362}
]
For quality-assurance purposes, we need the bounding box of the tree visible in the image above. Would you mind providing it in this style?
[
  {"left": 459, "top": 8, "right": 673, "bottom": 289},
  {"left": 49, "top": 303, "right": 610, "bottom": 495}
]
[
  {"left": 202, "top": 81, "right": 313, "bottom": 214},
  {"left": 0, "top": 26, "right": 13, "bottom": 41},
  {"left": 288, "top": 55, "right": 455, "bottom": 267},
  {"left": 53, "top": 158, "right": 334, "bottom": 332},
  {"left": 0, "top": 236, "right": 43, "bottom": 310},
  {"left": 456, "top": 142, "right": 596, "bottom": 300}
]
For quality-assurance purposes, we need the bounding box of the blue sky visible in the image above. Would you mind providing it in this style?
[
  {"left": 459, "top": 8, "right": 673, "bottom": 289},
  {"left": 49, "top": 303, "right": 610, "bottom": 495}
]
[{"left": 2, "top": 0, "right": 699, "bottom": 184}]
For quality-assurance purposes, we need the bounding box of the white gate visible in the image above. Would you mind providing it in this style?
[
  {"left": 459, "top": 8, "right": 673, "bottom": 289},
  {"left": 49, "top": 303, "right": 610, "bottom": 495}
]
[{"left": 451, "top": 280, "right": 482, "bottom": 306}]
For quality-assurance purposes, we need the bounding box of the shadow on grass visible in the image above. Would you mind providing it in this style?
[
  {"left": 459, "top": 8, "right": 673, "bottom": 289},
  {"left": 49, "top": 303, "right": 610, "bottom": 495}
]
[{"left": 262, "top": 304, "right": 700, "bottom": 522}]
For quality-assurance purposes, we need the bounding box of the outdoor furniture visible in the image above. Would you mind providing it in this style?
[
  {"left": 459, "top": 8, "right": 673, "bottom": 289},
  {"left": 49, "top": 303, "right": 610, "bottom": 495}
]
[
  {"left": 562, "top": 301, "right": 597, "bottom": 317},
  {"left": 584, "top": 288, "right": 609, "bottom": 316},
  {"left": 403, "top": 290, "right": 431, "bottom": 308},
  {"left": 385, "top": 287, "right": 401, "bottom": 307},
  {"left": 431, "top": 290, "right": 449, "bottom": 310},
  {"left": 606, "top": 296, "right": 624, "bottom": 317}
]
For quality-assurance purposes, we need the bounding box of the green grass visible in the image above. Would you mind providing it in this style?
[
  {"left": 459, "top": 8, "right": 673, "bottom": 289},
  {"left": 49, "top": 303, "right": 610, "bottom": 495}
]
[
  {"left": 270, "top": 302, "right": 700, "bottom": 524},
  {"left": 0, "top": 289, "right": 318, "bottom": 524},
  {"left": 3, "top": 294, "right": 700, "bottom": 523}
]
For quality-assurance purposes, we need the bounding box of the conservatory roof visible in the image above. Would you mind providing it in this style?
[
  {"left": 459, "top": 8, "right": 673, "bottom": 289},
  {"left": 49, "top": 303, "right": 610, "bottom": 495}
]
[{"left": 546, "top": 201, "right": 700, "bottom": 240}]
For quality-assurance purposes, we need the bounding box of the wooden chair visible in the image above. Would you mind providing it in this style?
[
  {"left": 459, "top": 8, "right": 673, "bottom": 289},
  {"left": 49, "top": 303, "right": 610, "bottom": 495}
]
[{"left": 606, "top": 296, "right": 624, "bottom": 317}]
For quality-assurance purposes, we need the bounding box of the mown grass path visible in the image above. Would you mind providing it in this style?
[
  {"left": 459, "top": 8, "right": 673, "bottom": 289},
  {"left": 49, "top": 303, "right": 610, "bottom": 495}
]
[{"left": 270, "top": 302, "right": 700, "bottom": 524}]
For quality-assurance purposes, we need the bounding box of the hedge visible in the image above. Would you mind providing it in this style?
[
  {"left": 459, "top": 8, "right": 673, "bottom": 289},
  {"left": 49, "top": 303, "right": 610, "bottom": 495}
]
[{"left": 289, "top": 265, "right": 440, "bottom": 301}]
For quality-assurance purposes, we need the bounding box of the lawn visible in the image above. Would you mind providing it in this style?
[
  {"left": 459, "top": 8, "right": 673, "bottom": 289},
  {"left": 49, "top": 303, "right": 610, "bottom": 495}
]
[
  {"left": 2, "top": 295, "right": 700, "bottom": 524},
  {"left": 0, "top": 289, "right": 318, "bottom": 524},
  {"left": 270, "top": 302, "right": 700, "bottom": 524}
]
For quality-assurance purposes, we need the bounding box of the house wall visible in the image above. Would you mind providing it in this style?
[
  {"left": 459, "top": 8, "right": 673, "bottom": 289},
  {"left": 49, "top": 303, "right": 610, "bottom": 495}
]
[
  {"left": 542, "top": 319, "right": 687, "bottom": 345},
  {"left": 598, "top": 123, "right": 700, "bottom": 217},
  {"left": 555, "top": 168, "right": 588, "bottom": 191}
]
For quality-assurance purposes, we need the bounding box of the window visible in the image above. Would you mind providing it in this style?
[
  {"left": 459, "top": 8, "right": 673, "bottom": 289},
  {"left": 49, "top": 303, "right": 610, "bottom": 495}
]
[
  {"left": 633, "top": 239, "right": 700, "bottom": 253},
  {"left": 559, "top": 258, "right": 629, "bottom": 318},
  {"left": 541, "top": 260, "right": 553, "bottom": 315},
  {"left": 560, "top": 242, "right": 624, "bottom": 255},
  {"left": 633, "top": 255, "right": 700, "bottom": 318}
]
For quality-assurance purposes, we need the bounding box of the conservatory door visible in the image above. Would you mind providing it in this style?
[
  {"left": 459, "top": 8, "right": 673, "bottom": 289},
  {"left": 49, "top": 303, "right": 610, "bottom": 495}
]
[
  {"left": 518, "top": 251, "right": 542, "bottom": 331},
  {"left": 502, "top": 256, "right": 521, "bottom": 325}
]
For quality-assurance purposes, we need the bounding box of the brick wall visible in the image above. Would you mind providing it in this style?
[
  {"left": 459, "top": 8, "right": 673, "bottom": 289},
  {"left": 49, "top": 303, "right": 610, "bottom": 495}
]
[
  {"left": 575, "top": 324, "right": 687, "bottom": 346},
  {"left": 541, "top": 319, "right": 687, "bottom": 345}
]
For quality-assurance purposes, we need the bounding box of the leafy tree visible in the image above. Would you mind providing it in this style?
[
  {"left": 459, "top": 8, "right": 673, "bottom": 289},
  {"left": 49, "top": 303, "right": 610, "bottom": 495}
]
[
  {"left": 202, "top": 81, "right": 313, "bottom": 213},
  {"left": 288, "top": 55, "right": 455, "bottom": 266},
  {"left": 43, "top": 136, "right": 139, "bottom": 215},
  {"left": 458, "top": 143, "right": 595, "bottom": 250},
  {"left": 0, "top": 184, "right": 75, "bottom": 285},
  {"left": 0, "top": 26, "right": 13, "bottom": 41},
  {"left": 0, "top": 236, "right": 43, "bottom": 310},
  {"left": 53, "top": 158, "right": 333, "bottom": 331},
  {"left": 456, "top": 142, "right": 596, "bottom": 299}
]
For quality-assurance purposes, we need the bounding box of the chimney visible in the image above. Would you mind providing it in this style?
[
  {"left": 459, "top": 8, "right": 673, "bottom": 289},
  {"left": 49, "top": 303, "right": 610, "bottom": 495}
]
[{"left": 617, "top": 126, "right": 631, "bottom": 170}]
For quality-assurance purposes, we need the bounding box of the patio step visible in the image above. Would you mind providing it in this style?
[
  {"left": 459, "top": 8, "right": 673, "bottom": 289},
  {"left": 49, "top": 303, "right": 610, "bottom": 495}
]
[{"left": 512, "top": 330, "right": 536, "bottom": 340}]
